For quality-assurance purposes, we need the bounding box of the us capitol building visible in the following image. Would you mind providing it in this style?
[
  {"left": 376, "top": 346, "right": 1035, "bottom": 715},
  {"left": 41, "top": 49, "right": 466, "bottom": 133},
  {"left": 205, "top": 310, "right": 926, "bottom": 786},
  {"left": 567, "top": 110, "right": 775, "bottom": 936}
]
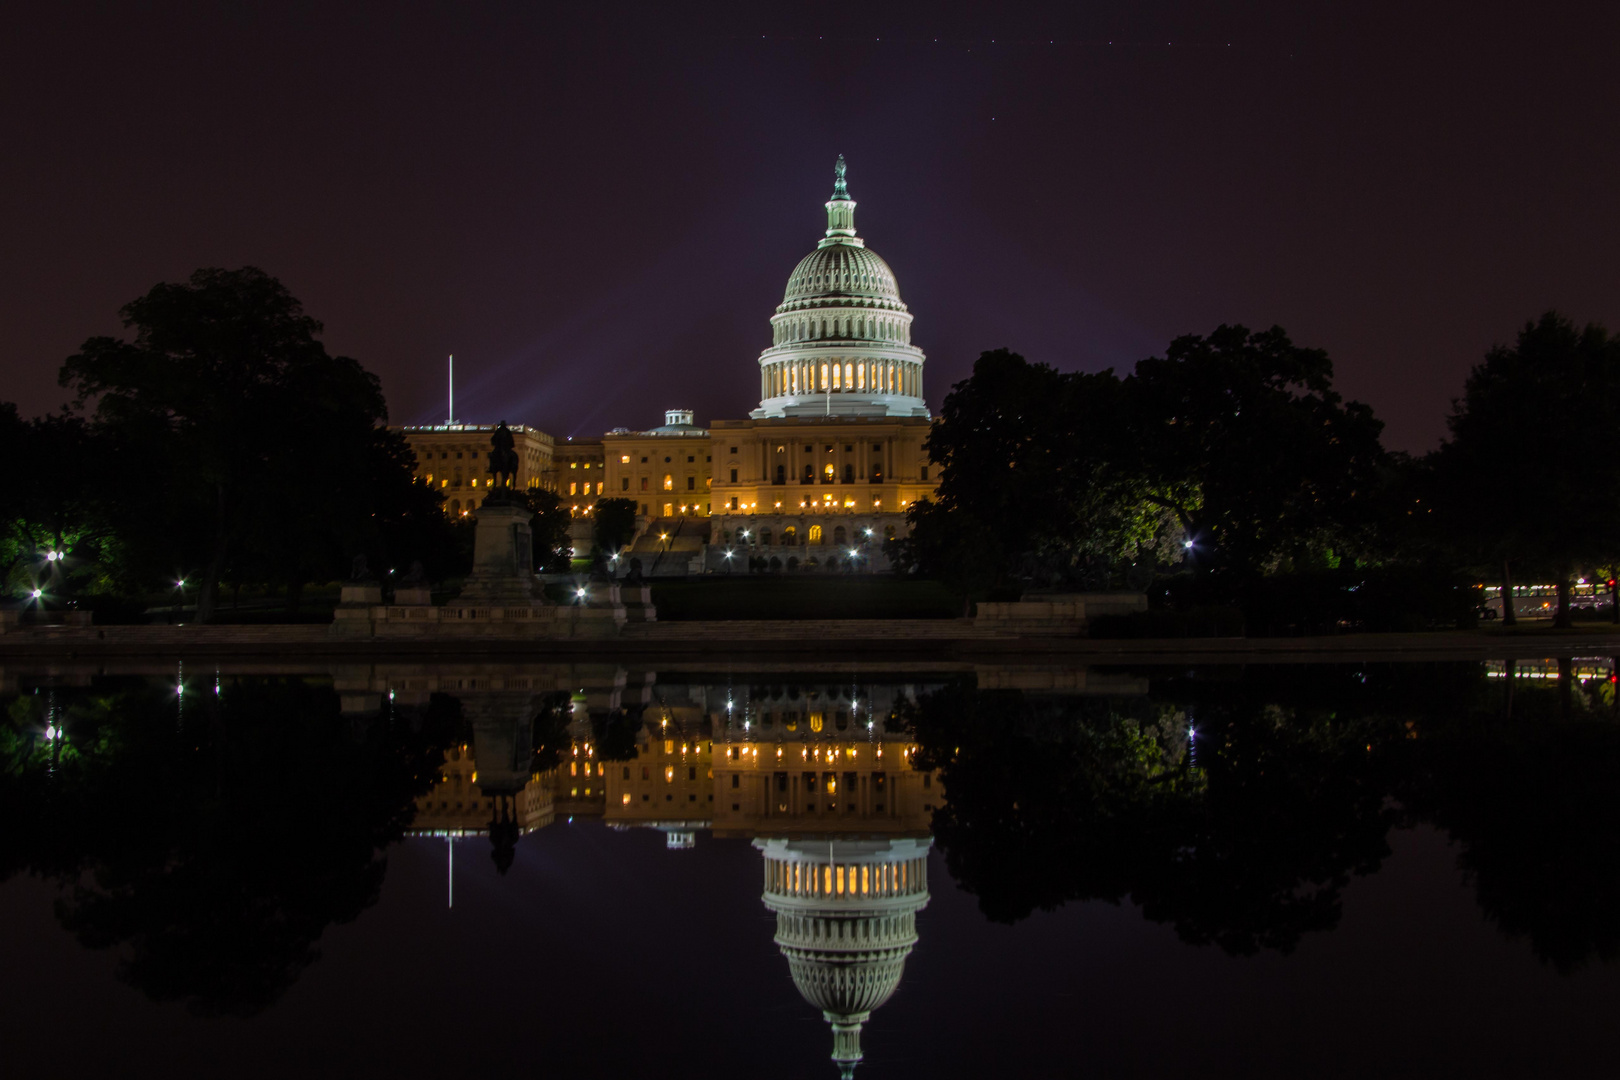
[{"left": 395, "top": 157, "right": 940, "bottom": 573}]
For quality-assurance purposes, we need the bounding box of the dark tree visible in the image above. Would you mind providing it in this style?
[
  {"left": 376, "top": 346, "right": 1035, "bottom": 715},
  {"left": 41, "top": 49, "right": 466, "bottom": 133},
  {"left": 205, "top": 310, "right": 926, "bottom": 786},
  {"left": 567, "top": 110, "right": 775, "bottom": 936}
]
[
  {"left": 522, "top": 488, "right": 573, "bottom": 572},
  {"left": 59, "top": 267, "right": 397, "bottom": 621},
  {"left": 0, "top": 408, "right": 115, "bottom": 602},
  {"left": 1428, "top": 312, "right": 1620, "bottom": 627},
  {"left": 591, "top": 497, "right": 639, "bottom": 556},
  {"left": 909, "top": 349, "right": 1175, "bottom": 599},
  {"left": 1125, "top": 324, "right": 1387, "bottom": 580}
]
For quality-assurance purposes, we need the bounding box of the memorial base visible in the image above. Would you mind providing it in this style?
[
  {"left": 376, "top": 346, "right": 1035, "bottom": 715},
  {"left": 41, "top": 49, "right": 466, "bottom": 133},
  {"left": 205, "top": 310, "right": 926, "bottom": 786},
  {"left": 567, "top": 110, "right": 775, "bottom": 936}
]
[{"left": 458, "top": 501, "right": 546, "bottom": 604}]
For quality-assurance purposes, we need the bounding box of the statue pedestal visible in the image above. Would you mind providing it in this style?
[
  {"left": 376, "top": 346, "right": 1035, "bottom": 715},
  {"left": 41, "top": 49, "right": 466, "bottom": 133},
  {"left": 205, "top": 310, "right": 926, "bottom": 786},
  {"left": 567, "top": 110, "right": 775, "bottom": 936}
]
[
  {"left": 392, "top": 585, "right": 433, "bottom": 605},
  {"left": 619, "top": 583, "right": 657, "bottom": 622},
  {"left": 340, "top": 583, "right": 382, "bottom": 606},
  {"left": 458, "top": 502, "right": 546, "bottom": 604}
]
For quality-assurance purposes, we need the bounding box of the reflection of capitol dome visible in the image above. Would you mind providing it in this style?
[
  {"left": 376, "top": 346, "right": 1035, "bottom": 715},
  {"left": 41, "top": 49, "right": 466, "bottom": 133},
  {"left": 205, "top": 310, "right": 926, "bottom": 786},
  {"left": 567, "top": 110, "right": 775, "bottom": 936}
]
[
  {"left": 755, "top": 837, "right": 932, "bottom": 1077},
  {"left": 751, "top": 156, "right": 930, "bottom": 420}
]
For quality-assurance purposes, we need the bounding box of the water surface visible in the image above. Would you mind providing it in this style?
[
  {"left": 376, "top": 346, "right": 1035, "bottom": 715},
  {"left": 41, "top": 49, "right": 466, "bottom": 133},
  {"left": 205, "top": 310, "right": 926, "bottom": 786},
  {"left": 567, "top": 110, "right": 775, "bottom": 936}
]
[{"left": 3, "top": 658, "right": 1616, "bottom": 1078}]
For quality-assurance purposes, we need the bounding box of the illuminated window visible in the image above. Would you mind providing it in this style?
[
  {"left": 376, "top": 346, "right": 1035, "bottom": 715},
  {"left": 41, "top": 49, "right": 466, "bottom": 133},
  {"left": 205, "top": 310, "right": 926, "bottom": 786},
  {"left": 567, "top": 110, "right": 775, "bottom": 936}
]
[
  {"left": 569, "top": 483, "right": 577, "bottom": 495},
  {"left": 808, "top": 525, "right": 822, "bottom": 544},
  {"left": 570, "top": 462, "right": 577, "bottom": 469},
  {"left": 622, "top": 793, "right": 631, "bottom": 805},
  {"left": 665, "top": 766, "right": 674, "bottom": 783},
  {"left": 663, "top": 474, "right": 673, "bottom": 490}
]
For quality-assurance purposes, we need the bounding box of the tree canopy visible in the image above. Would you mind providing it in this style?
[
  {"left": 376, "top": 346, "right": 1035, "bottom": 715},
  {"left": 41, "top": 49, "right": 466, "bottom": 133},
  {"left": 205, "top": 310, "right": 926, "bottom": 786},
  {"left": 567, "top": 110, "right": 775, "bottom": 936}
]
[
  {"left": 1429, "top": 312, "right": 1620, "bottom": 626},
  {"left": 907, "top": 329, "right": 1384, "bottom": 601},
  {"left": 48, "top": 267, "right": 451, "bottom": 619}
]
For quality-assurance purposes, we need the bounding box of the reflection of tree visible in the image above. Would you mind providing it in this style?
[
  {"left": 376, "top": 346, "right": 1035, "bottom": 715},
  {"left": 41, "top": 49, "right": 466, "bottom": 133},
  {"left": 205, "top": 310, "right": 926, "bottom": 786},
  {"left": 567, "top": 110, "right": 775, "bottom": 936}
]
[
  {"left": 903, "top": 672, "right": 1407, "bottom": 954},
  {"left": 1132, "top": 697, "right": 1404, "bottom": 954},
  {"left": 591, "top": 705, "right": 645, "bottom": 761},
  {"left": 903, "top": 684, "right": 1192, "bottom": 924},
  {"left": 1401, "top": 668, "right": 1620, "bottom": 972},
  {"left": 0, "top": 677, "right": 453, "bottom": 1015}
]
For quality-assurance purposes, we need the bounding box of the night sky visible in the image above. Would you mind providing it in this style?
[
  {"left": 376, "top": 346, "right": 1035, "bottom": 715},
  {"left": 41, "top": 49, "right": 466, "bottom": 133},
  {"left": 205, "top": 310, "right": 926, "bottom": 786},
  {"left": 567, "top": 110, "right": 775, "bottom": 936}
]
[{"left": 4, "top": 3, "right": 1618, "bottom": 453}]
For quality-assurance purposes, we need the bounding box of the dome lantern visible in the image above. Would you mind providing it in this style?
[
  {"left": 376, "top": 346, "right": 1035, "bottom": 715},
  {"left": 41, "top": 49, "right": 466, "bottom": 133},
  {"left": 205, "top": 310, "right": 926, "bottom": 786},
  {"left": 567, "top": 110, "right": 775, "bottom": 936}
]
[{"left": 823, "top": 154, "right": 858, "bottom": 243}]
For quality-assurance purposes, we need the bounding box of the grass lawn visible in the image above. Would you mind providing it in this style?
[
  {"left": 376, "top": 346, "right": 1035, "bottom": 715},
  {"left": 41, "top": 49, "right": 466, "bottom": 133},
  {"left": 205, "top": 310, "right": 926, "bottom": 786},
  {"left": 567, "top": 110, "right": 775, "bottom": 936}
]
[{"left": 650, "top": 575, "right": 962, "bottom": 620}]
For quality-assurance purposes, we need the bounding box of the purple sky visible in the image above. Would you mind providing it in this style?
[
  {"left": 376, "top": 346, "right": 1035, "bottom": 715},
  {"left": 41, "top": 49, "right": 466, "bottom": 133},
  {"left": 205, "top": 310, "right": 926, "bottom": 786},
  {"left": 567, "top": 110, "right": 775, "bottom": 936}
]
[{"left": 3, "top": 3, "right": 1617, "bottom": 453}]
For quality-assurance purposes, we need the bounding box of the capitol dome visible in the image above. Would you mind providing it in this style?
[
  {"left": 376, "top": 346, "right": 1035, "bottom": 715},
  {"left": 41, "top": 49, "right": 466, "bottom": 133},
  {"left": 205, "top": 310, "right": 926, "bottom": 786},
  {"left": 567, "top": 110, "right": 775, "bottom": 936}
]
[{"left": 750, "top": 157, "right": 930, "bottom": 420}]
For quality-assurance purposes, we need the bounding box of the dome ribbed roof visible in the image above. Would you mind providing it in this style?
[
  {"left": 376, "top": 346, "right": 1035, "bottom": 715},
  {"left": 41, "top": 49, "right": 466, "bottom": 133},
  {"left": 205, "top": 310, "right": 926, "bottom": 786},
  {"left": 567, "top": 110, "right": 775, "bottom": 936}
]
[{"left": 783, "top": 243, "right": 902, "bottom": 305}]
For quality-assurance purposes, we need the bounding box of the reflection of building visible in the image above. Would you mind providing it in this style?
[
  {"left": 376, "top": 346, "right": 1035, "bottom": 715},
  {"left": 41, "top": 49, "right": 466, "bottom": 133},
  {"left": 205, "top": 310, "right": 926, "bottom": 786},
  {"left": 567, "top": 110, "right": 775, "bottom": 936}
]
[
  {"left": 402, "top": 681, "right": 564, "bottom": 874},
  {"left": 410, "top": 740, "right": 555, "bottom": 836},
  {"left": 757, "top": 837, "right": 932, "bottom": 1078},
  {"left": 601, "top": 695, "right": 716, "bottom": 847},
  {"left": 710, "top": 680, "right": 936, "bottom": 1076}
]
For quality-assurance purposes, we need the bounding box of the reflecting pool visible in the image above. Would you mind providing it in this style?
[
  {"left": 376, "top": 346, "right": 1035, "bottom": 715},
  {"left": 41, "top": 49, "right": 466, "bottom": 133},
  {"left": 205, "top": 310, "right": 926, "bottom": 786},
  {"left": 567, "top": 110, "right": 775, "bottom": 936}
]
[{"left": 3, "top": 657, "right": 1619, "bottom": 1078}]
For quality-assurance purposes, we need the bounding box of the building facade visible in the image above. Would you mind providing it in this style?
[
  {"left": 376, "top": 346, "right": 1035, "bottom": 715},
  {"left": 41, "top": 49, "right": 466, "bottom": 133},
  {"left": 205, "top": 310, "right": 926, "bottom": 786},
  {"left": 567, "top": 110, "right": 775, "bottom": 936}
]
[
  {"left": 601, "top": 410, "right": 714, "bottom": 519},
  {"left": 399, "top": 423, "right": 554, "bottom": 519},
  {"left": 395, "top": 159, "right": 940, "bottom": 570},
  {"left": 707, "top": 158, "right": 937, "bottom": 570}
]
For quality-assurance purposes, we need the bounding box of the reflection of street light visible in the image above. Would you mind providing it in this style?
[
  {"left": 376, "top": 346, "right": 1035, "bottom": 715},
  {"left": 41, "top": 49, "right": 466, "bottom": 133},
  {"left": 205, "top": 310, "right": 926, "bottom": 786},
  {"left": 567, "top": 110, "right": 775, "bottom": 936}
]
[{"left": 173, "top": 578, "right": 186, "bottom": 624}]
